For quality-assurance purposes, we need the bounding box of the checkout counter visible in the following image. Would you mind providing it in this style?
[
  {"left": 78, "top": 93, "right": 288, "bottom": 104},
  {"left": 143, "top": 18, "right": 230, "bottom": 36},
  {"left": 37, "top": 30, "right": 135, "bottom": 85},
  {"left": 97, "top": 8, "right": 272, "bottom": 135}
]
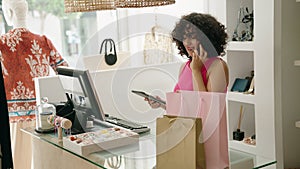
[
  {"left": 29, "top": 62, "right": 276, "bottom": 169},
  {"left": 22, "top": 125, "right": 276, "bottom": 169}
]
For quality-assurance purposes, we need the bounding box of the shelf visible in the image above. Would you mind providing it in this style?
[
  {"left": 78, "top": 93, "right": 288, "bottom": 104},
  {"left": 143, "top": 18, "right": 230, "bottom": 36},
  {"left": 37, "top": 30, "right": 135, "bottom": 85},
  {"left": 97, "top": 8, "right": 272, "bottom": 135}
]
[
  {"left": 226, "top": 51, "right": 254, "bottom": 90},
  {"left": 229, "top": 140, "right": 256, "bottom": 154},
  {"left": 296, "top": 121, "right": 300, "bottom": 128},
  {"left": 226, "top": 0, "right": 254, "bottom": 43},
  {"left": 227, "top": 92, "right": 255, "bottom": 104},
  {"left": 227, "top": 41, "right": 254, "bottom": 51},
  {"left": 225, "top": 0, "right": 277, "bottom": 165},
  {"left": 294, "top": 60, "right": 300, "bottom": 66}
]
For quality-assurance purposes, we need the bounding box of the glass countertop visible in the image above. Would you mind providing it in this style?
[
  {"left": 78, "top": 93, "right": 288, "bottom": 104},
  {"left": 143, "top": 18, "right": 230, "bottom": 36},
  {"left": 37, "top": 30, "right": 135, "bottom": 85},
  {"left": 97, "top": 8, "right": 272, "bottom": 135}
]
[{"left": 22, "top": 127, "right": 276, "bottom": 169}]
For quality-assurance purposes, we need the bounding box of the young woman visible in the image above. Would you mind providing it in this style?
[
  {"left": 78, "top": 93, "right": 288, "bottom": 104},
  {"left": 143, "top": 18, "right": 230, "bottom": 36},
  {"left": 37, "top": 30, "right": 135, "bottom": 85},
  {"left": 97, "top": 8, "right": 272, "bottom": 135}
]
[
  {"left": 147, "top": 12, "right": 229, "bottom": 109},
  {"left": 147, "top": 12, "right": 230, "bottom": 169}
]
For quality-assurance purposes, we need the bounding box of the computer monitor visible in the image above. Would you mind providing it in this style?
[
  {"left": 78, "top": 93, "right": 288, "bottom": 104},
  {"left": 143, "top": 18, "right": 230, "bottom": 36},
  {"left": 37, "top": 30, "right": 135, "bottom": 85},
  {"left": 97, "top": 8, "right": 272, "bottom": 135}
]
[{"left": 56, "top": 66, "right": 105, "bottom": 134}]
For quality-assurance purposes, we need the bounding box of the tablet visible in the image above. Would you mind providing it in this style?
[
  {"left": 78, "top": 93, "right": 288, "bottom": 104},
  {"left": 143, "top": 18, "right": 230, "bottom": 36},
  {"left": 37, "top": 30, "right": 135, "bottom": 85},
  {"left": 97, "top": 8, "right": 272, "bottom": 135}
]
[{"left": 131, "top": 90, "right": 166, "bottom": 105}]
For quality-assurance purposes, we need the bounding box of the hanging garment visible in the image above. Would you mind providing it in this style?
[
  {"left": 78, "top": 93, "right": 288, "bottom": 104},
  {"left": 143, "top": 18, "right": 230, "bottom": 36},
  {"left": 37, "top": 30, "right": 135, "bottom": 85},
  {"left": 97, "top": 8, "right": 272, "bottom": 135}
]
[
  {"left": 143, "top": 26, "right": 174, "bottom": 65},
  {"left": 0, "top": 28, "right": 68, "bottom": 169},
  {"left": 0, "top": 28, "right": 68, "bottom": 120}
]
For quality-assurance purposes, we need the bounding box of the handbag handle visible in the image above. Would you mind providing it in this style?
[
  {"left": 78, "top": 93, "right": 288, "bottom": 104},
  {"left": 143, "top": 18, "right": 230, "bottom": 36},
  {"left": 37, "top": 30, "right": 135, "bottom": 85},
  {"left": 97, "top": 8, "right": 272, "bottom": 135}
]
[
  {"left": 99, "top": 39, "right": 117, "bottom": 55},
  {"left": 169, "top": 118, "right": 177, "bottom": 124},
  {"left": 105, "top": 39, "right": 117, "bottom": 56},
  {"left": 99, "top": 39, "right": 107, "bottom": 54}
]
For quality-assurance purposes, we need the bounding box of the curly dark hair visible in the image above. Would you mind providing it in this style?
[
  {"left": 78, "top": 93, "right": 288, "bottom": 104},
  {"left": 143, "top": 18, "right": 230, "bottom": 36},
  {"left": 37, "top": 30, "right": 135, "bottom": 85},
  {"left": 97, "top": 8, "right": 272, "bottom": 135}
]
[{"left": 171, "top": 13, "right": 228, "bottom": 58}]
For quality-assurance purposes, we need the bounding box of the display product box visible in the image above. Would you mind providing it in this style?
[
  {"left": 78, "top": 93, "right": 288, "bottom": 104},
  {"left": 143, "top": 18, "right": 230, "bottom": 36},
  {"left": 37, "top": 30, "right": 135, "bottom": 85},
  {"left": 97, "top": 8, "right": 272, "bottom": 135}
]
[{"left": 63, "top": 127, "right": 139, "bottom": 156}]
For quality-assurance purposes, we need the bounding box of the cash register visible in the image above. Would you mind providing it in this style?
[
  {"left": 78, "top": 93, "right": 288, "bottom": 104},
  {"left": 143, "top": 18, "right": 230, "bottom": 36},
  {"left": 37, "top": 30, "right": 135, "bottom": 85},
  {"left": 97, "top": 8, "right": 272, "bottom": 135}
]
[{"left": 56, "top": 66, "right": 150, "bottom": 135}]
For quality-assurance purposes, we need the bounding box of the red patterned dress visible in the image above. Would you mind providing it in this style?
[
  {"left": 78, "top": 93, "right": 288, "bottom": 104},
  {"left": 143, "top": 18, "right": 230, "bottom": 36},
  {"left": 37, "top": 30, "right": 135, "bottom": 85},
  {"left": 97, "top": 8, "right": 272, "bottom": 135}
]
[{"left": 0, "top": 28, "right": 68, "bottom": 122}]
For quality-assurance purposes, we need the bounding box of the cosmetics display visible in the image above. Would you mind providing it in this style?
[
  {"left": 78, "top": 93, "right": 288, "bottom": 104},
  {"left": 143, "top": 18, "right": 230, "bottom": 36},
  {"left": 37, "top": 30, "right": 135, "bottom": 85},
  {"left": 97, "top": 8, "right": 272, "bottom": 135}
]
[{"left": 63, "top": 127, "right": 139, "bottom": 156}]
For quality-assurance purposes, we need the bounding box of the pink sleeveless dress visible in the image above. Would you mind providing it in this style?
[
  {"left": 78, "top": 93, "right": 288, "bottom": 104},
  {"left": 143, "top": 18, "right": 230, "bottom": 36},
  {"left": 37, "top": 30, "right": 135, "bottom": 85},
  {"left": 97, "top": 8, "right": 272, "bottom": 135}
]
[
  {"left": 173, "top": 57, "right": 229, "bottom": 169},
  {"left": 174, "top": 57, "right": 221, "bottom": 92}
]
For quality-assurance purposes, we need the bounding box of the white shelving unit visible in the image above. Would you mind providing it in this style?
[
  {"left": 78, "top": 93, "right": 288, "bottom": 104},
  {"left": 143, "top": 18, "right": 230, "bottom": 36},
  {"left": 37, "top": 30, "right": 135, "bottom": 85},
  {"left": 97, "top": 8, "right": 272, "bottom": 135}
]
[
  {"left": 229, "top": 140, "right": 256, "bottom": 154},
  {"left": 220, "top": 0, "right": 276, "bottom": 167},
  {"left": 227, "top": 92, "right": 255, "bottom": 104},
  {"left": 211, "top": 0, "right": 300, "bottom": 167},
  {"left": 227, "top": 41, "right": 254, "bottom": 51}
]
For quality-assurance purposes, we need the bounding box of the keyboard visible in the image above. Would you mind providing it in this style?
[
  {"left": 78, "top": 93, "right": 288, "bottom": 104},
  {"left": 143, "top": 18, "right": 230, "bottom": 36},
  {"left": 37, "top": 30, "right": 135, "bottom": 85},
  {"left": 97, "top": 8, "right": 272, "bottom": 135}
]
[{"left": 105, "top": 115, "right": 150, "bottom": 134}]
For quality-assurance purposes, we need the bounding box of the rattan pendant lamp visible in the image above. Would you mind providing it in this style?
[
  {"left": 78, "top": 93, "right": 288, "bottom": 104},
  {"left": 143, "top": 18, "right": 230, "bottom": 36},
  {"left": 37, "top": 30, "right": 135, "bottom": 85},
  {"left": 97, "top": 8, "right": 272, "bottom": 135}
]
[
  {"left": 64, "top": 0, "right": 116, "bottom": 13},
  {"left": 64, "top": 0, "right": 175, "bottom": 12},
  {"left": 115, "top": 0, "right": 175, "bottom": 8}
]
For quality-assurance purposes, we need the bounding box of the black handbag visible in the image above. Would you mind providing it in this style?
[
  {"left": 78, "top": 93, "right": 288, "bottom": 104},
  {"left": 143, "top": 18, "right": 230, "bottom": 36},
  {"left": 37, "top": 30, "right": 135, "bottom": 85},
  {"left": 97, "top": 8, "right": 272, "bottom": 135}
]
[{"left": 99, "top": 39, "right": 118, "bottom": 66}]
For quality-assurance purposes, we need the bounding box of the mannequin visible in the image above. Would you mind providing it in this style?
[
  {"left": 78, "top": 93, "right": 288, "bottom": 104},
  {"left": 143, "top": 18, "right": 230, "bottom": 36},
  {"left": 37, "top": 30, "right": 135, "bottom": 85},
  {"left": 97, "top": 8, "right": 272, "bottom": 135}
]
[
  {"left": 0, "top": 0, "right": 68, "bottom": 168},
  {"left": 1, "top": 0, "right": 69, "bottom": 116},
  {"left": 2, "top": 0, "right": 28, "bottom": 28}
]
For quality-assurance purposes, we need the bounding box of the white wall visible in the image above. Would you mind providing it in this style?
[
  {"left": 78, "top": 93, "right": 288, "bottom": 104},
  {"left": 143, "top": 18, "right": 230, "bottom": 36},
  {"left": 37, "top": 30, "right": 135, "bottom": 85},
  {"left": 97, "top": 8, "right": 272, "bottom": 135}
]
[
  {"left": 22, "top": 0, "right": 211, "bottom": 68},
  {"left": 35, "top": 62, "right": 181, "bottom": 125},
  {"left": 122, "top": 0, "right": 207, "bottom": 66},
  {"left": 23, "top": 0, "right": 214, "bottom": 68},
  {"left": 93, "top": 0, "right": 208, "bottom": 67}
]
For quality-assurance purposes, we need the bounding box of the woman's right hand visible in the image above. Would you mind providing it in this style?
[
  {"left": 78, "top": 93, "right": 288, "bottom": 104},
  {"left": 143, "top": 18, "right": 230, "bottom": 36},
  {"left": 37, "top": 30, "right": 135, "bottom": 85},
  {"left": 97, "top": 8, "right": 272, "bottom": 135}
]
[{"left": 190, "top": 44, "right": 207, "bottom": 71}]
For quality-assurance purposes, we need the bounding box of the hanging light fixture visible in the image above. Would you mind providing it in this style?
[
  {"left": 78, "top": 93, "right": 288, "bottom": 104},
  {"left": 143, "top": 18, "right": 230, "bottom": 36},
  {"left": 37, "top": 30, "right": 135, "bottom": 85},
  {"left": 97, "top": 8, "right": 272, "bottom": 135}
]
[
  {"left": 64, "top": 0, "right": 116, "bottom": 13},
  {"left": 115, "top": 0, "right": 175, "bottom": 8},
  {"left": 64, "top": 0, "right": 176, "bottom": 13}
]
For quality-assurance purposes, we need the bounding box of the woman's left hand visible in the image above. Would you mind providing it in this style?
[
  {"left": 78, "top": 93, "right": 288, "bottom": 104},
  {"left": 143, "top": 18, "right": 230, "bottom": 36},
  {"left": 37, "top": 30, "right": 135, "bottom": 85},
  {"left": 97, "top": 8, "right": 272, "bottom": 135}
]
[
  {"left": 144, "top": 96, "right": 166, "bottom": 110},
  {"left": 190, "top": 44, "right": 207, "bottom": 71}
]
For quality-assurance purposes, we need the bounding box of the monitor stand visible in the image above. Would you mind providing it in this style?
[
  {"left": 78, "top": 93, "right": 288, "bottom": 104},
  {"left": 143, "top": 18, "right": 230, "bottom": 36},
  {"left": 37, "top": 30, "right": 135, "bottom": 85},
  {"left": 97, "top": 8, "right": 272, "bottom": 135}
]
[
  {"left": 70, "top": 111, "right": 87, "bottom": 135},
  {"left": 55, "top": 93, "right": 86, "bottom": 135}
]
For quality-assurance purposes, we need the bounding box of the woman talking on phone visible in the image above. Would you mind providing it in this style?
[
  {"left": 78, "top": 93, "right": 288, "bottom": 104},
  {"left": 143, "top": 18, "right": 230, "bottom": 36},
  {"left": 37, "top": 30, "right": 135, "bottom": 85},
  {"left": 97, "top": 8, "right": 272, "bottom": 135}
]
[
  {"left": 147, "top": 12, "right": 229, "bottom": 109},
  {"left": 147, "top": 12, "right": 230, "bottom": 169}
]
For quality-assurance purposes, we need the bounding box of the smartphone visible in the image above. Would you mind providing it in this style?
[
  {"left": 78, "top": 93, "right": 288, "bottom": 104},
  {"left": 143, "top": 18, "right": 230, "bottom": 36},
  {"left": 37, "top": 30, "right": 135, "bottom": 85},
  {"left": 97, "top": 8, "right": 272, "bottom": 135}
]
[
  {"left": 131, "top": 90, "right": 166, "bottom": 105},
  {"left": 186, "top": 47, "right": 200, "bottom": 60}
]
